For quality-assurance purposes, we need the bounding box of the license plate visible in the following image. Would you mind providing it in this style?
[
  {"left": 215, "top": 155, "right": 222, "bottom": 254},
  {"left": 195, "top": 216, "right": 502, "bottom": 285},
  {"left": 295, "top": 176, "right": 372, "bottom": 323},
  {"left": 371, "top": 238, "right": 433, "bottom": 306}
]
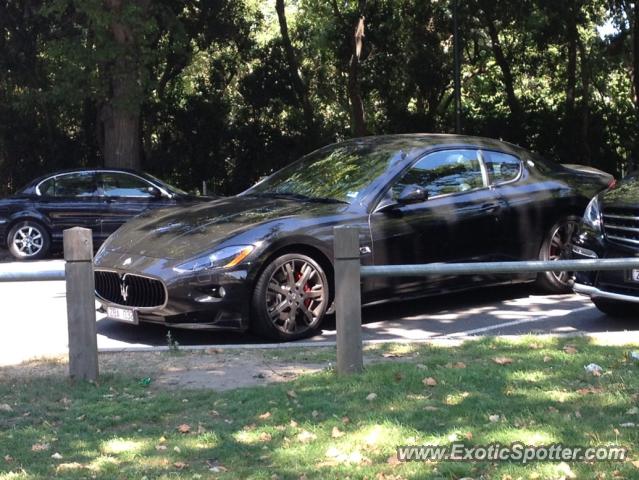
[
  {"left": 106, "top": 306, "right": 138, "bottom": 324},
  {"left": 632, "top": 270, "right": 639, "bottom": 282}
]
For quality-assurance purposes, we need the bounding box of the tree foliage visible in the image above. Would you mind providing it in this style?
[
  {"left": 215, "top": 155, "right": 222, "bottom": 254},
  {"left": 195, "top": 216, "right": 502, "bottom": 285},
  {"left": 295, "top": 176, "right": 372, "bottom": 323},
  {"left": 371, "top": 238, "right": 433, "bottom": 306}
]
[{"left": 0, "top": 0, "right": 637, "bottom": 195}]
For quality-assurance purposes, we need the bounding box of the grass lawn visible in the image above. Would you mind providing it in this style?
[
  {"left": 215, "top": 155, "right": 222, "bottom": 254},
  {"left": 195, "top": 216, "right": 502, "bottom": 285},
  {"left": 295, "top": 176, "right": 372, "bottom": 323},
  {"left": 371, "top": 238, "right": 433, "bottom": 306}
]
[{"left": 1, "top": 336, "right": 639, "bottom": 479}]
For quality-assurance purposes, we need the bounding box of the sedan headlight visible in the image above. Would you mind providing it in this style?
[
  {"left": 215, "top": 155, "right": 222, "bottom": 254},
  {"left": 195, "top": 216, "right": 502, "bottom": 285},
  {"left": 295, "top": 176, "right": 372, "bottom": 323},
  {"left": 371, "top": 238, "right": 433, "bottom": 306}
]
[
  {"left": 582, "top": 196, "right": 602, "bottom": 233},
  {"left": 173, "top": 245, "right": 255, "bottom": 273}
]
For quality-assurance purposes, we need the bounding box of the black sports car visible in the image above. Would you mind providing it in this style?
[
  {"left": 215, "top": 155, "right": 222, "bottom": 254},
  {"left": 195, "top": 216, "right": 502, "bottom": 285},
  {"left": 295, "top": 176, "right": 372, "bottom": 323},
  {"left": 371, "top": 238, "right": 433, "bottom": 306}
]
[
  {"left": 0, "top": 168, "right": 204, "bottom": 260},
  {"left": 93, "top": 134, "right": 612, "bottom": 340},
  {"left": 572, "top": 173, "right": 639, "bottom": 315}
]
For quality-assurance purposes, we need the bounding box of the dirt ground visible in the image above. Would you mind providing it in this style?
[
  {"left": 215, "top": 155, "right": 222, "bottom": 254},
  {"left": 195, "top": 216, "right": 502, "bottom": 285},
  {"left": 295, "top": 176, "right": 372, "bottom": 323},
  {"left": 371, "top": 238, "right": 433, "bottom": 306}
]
[{"left": 0, "top": 348, "right": 332, "bottom": 391}]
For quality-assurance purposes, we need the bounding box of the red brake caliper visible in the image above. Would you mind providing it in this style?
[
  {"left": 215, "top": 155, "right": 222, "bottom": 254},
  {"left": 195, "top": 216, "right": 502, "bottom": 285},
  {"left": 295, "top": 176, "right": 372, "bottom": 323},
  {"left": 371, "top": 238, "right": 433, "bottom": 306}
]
[{"left": 295, "top": 271, "right": 312, "bottom": 307}]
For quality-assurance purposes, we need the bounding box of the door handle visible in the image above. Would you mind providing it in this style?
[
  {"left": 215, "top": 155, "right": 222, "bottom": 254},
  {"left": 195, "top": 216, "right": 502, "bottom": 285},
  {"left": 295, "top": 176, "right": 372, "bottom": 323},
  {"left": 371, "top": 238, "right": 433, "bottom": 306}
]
[{"left": 480, "top": 202, "right": 501, "bottom": 214}]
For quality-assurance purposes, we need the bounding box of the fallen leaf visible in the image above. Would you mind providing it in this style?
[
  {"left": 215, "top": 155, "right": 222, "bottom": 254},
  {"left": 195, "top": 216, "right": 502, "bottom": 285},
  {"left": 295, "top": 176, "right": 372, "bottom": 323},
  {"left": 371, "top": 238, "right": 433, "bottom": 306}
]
[
  {"left": 632, "top": 460, "right": 639, "bottom": 469},
  {"left": 465, "top": 431, "right": 473, "bottom": 440},
  {"left": 620, "top": 422, "right": 636, "bottom": 428},
  {"left": 342, "top": 416, "right": 350, "bottom": 424},
  {"left": 626, "top": 407, "right": 639, "bottom": 415},
  {"left": 424, "top": 406, "right": 439, "bottom": 411},
  {"left": 259, "top": 412, "right": 272, "bottom": 420},
  {"left": 489, "top": 414, "right": 500, "bottom": 423},
  {"left": 174, "top": 446, "right": 181, "bottom": 453},
  {"left": 422, "top": 377, "right": 437, "bottom": 387},
  {"left": 575, "top": 411, "right": 582, "bottom": 418},
  {"left": 312, "top": 410, "right": 319, "bottom": 418},
  {"left": 383, "top": 353, "right": 402, "bottom": 358},
  {"left": 299, "top": 475, "right": 309, "bottom": 480},
  {"left": 297, "top": 430, "right": 317, "bottom": 443},
  {"left": 394, "top": 371, "right": 404, "bottom": 381},
  {"left": 173, "top": 462, "right": 188, "bottom": 470},
  {"left": 4, "top": 455, "right": 13, "bottom": 462},
  {"left": 56, "top": 462, "right": 84, "bottom": 472},
  {"left": 543, "top": 356, "right": 552, "bottom": 363},
  {"left": 155, "top": 445, "right": 167, "bottom": 451},
  {"left": 290, "top": 420, "right": 299, "bottom": 428},
  {"left": 51, "top": 452, "right": 63, "bottom": 460},
  {"left": 416, "top": 363, "right": 427, "bottom": 370},
  {"left": 493, "top": 356, "right": 513, "bottom": 365},
  {"left": 548, "top": 406, "right": 559, "bottom": 413},
  {"left": 209, "top": 410, "right": 220, "bottom": 417},
  {"left": 557, "top": 461, "right": 577, "bottom": 479},
  {"left": 259, "top": 432, "right": 272, "bottom": 442},
  {"left": 286, "top": 390, "right": 298, "bottom": 399},
  {"left": 563, "top": 345, "right": 578, "bottom": 354},
  {"left": 331, "top": 426, "right": 345, "bottom": 438},
  {"left": 31, "top": 443, "right": 50, "bottom": 452},
  {"left": 452, "top": 362, "right": 466, "bottom": 369},
  {"left": 366, "top": 393, "right": 377, "bottom": 401},
  {"left": 387, "top": 454, "right": 400, "bottom": 465},
  {"left": 0, "top": 404, "right": 13, "bottom": 412},
  {"left": 529, "top": 342, "right": 542, "bottom": 349},
  {"left": 177, "top": 424, "right": 191, "bottom": 434}
]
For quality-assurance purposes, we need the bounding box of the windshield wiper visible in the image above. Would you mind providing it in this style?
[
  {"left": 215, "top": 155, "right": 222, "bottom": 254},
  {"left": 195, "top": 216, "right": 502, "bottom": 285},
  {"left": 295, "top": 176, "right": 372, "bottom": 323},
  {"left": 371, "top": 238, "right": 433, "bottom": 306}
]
[{"left": 253, "top": 192, "right": 349, "bottom": 204}]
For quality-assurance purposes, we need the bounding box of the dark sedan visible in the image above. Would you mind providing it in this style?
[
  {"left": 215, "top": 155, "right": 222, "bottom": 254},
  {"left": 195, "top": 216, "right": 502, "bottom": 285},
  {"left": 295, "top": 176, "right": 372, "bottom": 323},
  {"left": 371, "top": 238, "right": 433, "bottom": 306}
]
[
  {"left": 93, "top": 134, "right": 611, "bottom": 340},
  {"left": 572, "top": 173, "right": 639, "bottom": 315},
  {"left": 0, "top": 168, "right": 203, "bottom": 260}
]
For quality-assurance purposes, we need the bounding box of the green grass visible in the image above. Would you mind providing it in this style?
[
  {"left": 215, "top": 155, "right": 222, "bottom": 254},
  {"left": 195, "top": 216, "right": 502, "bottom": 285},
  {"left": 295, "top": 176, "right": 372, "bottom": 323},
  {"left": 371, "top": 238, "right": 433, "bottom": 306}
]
[{"left": 2, "top": 336, "right": 639, "bottom": 479}]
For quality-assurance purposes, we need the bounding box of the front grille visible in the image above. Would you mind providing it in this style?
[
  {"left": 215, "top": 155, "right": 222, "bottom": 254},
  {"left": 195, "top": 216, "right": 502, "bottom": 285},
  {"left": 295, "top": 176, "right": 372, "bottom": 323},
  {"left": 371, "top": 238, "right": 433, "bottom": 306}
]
[
  {"left": 602, "top": 207, "right": 639, "bottom": 248},
  {"left": 95, "top": 270, "right": 166, "bottom": 308}
]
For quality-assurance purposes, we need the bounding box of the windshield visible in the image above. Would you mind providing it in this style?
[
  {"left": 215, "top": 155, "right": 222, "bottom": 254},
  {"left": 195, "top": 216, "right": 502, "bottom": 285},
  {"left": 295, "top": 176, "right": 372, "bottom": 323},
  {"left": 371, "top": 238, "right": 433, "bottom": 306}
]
[{"left": 244, "top": 141, "right": 406, "bottom": 204}]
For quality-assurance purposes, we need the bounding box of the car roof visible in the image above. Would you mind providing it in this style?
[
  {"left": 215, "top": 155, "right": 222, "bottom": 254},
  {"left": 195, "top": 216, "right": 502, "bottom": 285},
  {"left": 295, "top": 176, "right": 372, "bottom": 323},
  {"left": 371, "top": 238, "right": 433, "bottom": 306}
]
[{"left": 333, "top": 133, "right": 524, "bottom": 154}]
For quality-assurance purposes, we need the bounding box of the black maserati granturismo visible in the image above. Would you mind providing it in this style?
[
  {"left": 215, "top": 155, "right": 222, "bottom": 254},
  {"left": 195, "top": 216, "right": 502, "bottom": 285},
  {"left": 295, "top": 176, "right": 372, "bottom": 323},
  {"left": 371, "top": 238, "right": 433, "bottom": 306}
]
[{"left": 93, "top": 134, "right": 612, "bottom": 340}]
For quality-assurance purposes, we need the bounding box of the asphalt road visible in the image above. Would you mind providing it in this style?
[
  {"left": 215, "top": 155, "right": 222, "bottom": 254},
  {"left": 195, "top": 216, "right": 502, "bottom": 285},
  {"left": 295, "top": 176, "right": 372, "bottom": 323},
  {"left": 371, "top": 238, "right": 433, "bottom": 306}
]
[{"left": 2, "top": 258, "right": 637, "bottom": 365}]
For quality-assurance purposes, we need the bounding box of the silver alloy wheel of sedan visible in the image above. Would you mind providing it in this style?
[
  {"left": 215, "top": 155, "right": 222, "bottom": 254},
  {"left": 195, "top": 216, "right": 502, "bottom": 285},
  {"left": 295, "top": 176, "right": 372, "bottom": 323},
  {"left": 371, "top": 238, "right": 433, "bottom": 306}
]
[
  {"left": 12, "top": 225, "right": 45, "bottom": 257},
  {"left": 547, "top": 218, "right": 579, "bottom": 285}
]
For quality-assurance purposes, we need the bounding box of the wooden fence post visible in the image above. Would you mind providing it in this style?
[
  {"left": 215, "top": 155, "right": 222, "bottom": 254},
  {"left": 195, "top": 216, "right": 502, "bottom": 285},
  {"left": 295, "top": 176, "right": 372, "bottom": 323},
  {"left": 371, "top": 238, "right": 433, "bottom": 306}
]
[
  {"left": 64, "top": 227, "right": 98, "bottom": 382},
  {"left": 334, "top": 226, "right": 363, "bottom": 374}
]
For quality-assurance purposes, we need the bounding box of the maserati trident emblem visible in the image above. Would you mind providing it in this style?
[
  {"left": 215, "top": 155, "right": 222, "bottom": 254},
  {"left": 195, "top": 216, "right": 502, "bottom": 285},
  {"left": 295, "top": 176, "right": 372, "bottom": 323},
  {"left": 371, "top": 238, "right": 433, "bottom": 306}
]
[{"left": 119, "top": 274, "right": 129, "bottom": 303}]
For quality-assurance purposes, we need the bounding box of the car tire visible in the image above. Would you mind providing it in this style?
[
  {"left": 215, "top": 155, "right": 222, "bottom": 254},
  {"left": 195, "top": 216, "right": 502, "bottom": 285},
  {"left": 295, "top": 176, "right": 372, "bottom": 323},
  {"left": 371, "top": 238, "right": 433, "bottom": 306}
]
[
  {"left": 535, "top": 215, "right": 580, "bottom": 293},
  {"left": 593, "top": 298, "right": 639, "bottom": 317},
  {"left": 7, "top": 220, "right": 51, "bottom": 260},
  {"left": 251, "top": 253, "right": 329, "bottom": 341}
]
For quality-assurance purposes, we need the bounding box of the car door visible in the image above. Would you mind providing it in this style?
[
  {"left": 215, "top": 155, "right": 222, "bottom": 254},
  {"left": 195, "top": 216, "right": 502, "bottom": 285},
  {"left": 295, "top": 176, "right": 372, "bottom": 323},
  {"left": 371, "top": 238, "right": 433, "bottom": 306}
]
[
  {"left": 36, "top": 172, "right": 104, "bottom": 242},
  {"left": 368, "top": 148, "right": 507, "bottom": 298},
  {"left": 98, "top": 171, "right": 175, "bottom": 236}
]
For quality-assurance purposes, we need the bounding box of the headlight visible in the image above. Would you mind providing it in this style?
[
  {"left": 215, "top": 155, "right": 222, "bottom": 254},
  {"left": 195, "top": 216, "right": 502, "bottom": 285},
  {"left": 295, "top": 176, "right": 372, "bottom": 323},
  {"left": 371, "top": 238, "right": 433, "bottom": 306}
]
[
  {"left": 582, "top": 196, "right": 602, "bottom": 232},
  {"left": 173, "top": 245, "right": 254, "bottom": 273}
]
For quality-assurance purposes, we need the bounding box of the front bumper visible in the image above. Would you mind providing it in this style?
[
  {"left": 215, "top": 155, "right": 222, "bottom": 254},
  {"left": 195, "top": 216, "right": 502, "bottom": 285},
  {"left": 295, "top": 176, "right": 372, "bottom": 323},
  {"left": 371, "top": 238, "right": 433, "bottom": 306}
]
[
  {"left": 94, "top": 250, "right": 252, "bottom": 331},
  {"left": 572, "top": 225, "right": 639, "bottom": 303},
  {"left": 573, "top": 282, "right": 639, "bottom": 304}
]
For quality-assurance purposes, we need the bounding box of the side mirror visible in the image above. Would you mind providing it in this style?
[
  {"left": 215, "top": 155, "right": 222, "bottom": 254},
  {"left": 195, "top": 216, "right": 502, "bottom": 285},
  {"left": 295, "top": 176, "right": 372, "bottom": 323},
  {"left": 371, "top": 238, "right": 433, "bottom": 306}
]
[
  {"left": 397, "top": 184, "right": 428, "bottom": 205},
  {"left": 147, "top": 186, "right": 163, "bottom": 199}
]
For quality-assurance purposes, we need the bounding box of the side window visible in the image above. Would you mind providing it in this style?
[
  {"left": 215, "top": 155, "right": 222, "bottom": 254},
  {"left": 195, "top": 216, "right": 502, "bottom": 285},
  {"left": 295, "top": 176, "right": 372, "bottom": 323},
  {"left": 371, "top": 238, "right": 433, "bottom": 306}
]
[
  {"left": 391, "top": 149, "right": 484, "bottom": 199},
  {"left": 51, "top": 173, "right": 96, "bottom": 197},
  {"left": 484, "top": 151, "right": 521, "bottom": 184},
  {"left": 38, "top": 178, "right": 56, "bottom": 196},
  {"left": 101, "top": 173, "right": 154, "bottom": 198}
]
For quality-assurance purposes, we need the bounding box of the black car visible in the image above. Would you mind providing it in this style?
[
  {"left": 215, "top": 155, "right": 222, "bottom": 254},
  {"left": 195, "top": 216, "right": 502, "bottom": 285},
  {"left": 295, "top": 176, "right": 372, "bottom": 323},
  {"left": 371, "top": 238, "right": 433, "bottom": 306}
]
[
  {"left": 572, "top": 174, "right": 639, "bottom": 315},
  {"left": 93, "top": 134, "right": 611, "bottom": 340},
  {"left": 0, "top": 168, "right": 203, "bottom": 260}
]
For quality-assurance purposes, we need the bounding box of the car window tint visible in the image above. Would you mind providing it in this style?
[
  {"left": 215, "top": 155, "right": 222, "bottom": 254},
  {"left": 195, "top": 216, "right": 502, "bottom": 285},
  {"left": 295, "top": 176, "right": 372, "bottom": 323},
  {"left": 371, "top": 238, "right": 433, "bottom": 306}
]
[
  {"left": 52, "top": 173, "right": 96, "bottom": 197},
  {"left": 391, "top": 149, "right": 484, "bottom": 199},
  {"left": 484, "top": 151, "right": 521, "bottom": 184},
  {"left": 101, "top": 173, "right": 153, "bottom": 198}
]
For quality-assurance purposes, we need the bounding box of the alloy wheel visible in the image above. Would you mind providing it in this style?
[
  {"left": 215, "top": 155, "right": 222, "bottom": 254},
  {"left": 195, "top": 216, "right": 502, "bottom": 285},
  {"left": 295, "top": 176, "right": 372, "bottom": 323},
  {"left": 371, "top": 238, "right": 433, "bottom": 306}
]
[
  {"left": 547, "top": 219, "right": 579, "bottom": 285},
  {"left": 12, "top": 225, "right": 45, "bottom": 257},
  {"left": 265, "top": 258, "right": 327, "bottom": 334}
]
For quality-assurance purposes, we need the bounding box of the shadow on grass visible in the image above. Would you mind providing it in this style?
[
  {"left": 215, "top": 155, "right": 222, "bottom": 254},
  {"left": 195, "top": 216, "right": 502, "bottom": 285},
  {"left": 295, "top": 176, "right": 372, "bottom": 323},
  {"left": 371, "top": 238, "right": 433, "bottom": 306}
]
[{"left": 1, "top": 336, "right": 638, "bottom": 479}]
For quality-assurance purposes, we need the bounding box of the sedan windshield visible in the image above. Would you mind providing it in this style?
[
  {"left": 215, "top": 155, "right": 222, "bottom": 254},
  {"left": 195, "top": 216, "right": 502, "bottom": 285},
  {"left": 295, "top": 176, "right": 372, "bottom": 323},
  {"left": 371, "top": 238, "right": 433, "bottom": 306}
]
[{"left": 244, "top": 141, "right": 407, "bottom": 204}]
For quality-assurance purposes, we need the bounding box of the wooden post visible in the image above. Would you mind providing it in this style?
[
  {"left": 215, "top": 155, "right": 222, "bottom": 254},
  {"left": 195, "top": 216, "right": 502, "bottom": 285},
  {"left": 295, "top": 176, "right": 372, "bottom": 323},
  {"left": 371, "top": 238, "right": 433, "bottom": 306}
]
[
  {"left": 63, "top": 227, "right": 98, "bottom": 382},
  {"left": 334, "top": 226, "right": 363, "bottom": 374}
]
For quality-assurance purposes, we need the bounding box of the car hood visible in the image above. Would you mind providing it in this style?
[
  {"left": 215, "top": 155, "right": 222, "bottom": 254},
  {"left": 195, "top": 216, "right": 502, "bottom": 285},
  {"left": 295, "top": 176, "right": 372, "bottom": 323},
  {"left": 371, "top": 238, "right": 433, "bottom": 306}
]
[
  {"left": 601, "top": 176, "right": 639, "bottom": 209},
  {"left": 101, "top": 195, "right": 346, "bottom": 260}
]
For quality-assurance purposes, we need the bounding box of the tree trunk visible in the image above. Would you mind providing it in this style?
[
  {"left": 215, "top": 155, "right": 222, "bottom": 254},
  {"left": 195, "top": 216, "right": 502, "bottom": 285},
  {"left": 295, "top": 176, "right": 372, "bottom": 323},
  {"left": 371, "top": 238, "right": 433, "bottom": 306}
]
[
  {"left": 100, "top": 0, "right": 145, "bottom": 170},
  {"left": 578, "top": 39, "right": 591, "bottom": 165},
  {"left": 275, "top": 0, "right": 317, "bottom": 140},
  {"left": 633, "top": 1, "right": 639, "bottom": 164},
  {"left": 485, "top": 16, "right": 523, "bottom": 142},
  {"left": 347, "top": 1, "right": 367, "bottom": 137}
]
